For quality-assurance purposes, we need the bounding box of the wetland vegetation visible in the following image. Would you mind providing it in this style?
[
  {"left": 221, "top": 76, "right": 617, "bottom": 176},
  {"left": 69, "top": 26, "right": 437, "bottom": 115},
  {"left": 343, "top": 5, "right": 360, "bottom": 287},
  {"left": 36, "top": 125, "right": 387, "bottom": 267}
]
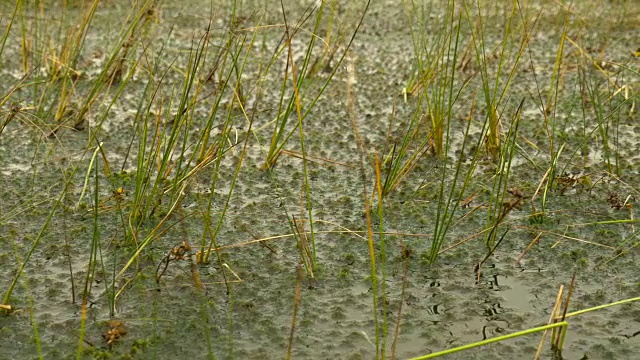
[{"left": 1, "top": 0, "right": 639, "bottom": 359}]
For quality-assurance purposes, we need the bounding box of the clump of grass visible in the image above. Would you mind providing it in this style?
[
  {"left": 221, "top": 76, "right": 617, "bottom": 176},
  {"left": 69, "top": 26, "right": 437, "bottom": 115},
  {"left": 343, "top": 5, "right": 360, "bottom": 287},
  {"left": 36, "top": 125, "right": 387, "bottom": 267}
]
[
  {"left": 379, "top": 105, "right": 432, "bottom": 199},
  {"left": 401, "top": 0, "right": 535, "bottom": 264},
  {"left": 401, "top": 0, "right": 464, "bottom": 161},
  {"left": 398, "top": 1, "right": 478, "bottom": 266},
  {"left": 260, "top": 1, "right": 368, "bottom": 171},
  {"left": 482, "top": 98, "right": 524, "bottom": 249},
  {"left": 462, "top": 0, "right": 532, "bottom": 159}
]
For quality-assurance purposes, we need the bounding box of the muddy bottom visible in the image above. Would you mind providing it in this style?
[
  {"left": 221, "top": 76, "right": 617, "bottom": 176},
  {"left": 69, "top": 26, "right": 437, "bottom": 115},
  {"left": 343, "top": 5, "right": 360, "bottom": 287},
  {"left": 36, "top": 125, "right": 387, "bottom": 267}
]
[{"left": 1, "top": 0, "right": 640, "bottom": 359}]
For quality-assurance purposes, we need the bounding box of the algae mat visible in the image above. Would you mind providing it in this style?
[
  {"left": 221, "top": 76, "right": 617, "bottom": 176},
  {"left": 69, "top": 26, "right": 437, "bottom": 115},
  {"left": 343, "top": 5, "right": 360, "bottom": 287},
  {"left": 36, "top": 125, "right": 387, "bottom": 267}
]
[{"left": 1, "top": 0, "right": 639, "bottom": 359}]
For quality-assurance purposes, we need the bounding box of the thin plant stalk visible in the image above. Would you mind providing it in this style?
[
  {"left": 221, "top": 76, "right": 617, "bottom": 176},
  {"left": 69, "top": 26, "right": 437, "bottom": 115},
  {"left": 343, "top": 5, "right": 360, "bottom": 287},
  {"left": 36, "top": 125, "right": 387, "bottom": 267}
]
[
  {"left": 285, "top": 264, "right": 304, "bottom": 360},
  {"left": 281, "top": 0, "right": 318, "bottom": 269},
  {"left": 374, "top": 154, "right": 388, "bottom": 357},
  {"left": 76, "top": 153, "right": 101, "bottom": 358}
]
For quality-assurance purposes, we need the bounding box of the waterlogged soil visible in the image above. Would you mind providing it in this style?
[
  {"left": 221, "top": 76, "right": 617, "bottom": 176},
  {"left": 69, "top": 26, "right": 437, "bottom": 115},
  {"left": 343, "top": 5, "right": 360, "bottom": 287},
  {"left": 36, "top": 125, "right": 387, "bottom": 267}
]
[{"left": 1, "top": 1, "right": 639, "bottom": 359}]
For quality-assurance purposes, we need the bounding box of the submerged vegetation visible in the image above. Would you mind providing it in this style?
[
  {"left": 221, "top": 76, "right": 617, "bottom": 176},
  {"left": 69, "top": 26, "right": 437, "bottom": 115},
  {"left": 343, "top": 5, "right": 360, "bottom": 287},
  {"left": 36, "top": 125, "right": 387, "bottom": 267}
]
[{"left": 1, "top": 0, "right": 639, "bottom": 359}]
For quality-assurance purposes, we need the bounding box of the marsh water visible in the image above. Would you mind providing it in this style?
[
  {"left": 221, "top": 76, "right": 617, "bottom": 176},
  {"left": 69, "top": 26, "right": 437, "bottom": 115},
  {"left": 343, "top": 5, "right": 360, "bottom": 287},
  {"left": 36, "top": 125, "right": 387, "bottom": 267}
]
[{"left": 1, "top": 1, "right": 639, "bottom": 359}]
